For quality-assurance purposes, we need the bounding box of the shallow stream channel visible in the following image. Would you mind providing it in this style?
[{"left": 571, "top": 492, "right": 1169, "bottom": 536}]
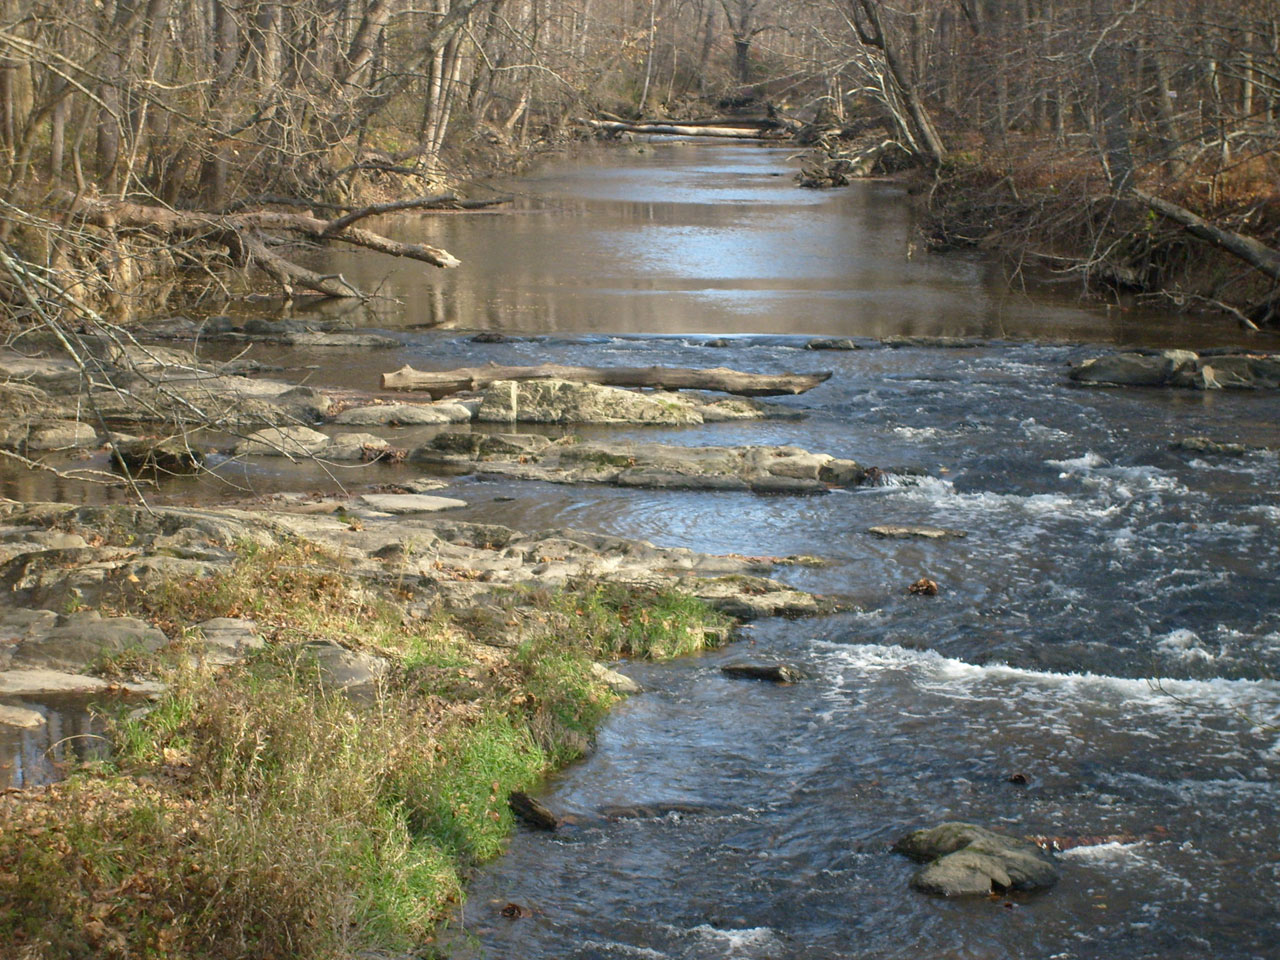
[{"left": 14, "top": 143, "right": 1280, "bottom": 958}]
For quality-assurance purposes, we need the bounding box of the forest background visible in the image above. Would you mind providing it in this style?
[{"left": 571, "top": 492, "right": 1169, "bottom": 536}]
[{"left": 0, "top": 0, "right": 1275, "bottom": 328}]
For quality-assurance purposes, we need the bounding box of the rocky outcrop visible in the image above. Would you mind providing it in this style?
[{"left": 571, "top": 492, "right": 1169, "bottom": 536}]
[
  {"left": 475, "top": 378, "right": 777, "bottom": 425},
  {"left": 893, "top": 822, "right": 1059, "bottom": 896},
  {"left": 1070, "top": 349, "right": 1280, "bottom": 389},
  {"left": 0, "top": 500, "right": 841, "bottom": 701},
  {"left": 413, "top": 435, "right": 871, "bottom": 494}
]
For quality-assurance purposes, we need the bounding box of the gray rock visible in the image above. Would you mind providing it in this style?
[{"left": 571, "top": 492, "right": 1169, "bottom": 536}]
[
  {"left": 192, "top": 617, "right": 263, "bottom": 666},
  {"left": 869, "top": 525, "right": 967, "bottom": 540},
  {"left": 301, "top": 640, "right": 388, "bottom": 691},
  {"left": 912, "top": 850, "right": 1013, "bottom": 896},
  {"left": 322, "top": 433, "right": 389, "bottom": 461},
  {"left": 894, "top": 822, "right": 1058, "bottom": 896},
  {"left": 357, "top": 494, "right": 468, "bottom": 514},
  {"left": 9, "top": 613, "right": 167, "bottom": 672},
  {"left": 234, "top": 426, "right": 332, "bottom": 456},
  {"left": 590, "top": 662, "right": 642, "bottom": 694},
  {"left": 26, "top": 420, "right": 98, "bottom": 450},
  {"left": 335, "top": 403, "right": 468, "bottom": 426},
  {"left": 477, "top": 379, "right": 702, "bottom": 424},
  {"left": 720, "top": 662, "right": 805, "bottom": 683},
  {"left": 806, "top": 338, "right": 861, "bottom": 351}
]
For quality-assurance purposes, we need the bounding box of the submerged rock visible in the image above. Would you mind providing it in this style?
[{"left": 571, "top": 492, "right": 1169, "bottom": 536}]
[
  {"left": 1169, "top": 436, "right": 1253, "bottom": 456},
  {"left": 509, "top": 791, "right": 559, "bottom": 830},
  {"left": 869, "top": 525, "right": 966, "bottom": 540},
  {"left": 894, "top": 822, "right": 1059, "bottom": 896},
  {"left": 720, "top": 661, "right": 806, "bottom": 683},
  {"left": 234, "top": 426, "right": 331, "bottom": 457}
]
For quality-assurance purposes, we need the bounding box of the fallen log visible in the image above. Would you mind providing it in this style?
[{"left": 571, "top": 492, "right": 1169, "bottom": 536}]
[
  {"left": 1132, "top": 188, "right": 1280, "bottom": 289},
  {"left": 380, "top": 363, "right": 832, "bottom": 398},
  {"left": 65, "top": 195, "right": 461, "bottom": 300},
  {"left": 583, "top": 119, "right": 787, "bottom": 140}
]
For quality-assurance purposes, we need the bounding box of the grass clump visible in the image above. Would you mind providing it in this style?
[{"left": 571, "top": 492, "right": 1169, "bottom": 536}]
[{"left": 0, "top": 541, "right": 731, "bottom": 959}]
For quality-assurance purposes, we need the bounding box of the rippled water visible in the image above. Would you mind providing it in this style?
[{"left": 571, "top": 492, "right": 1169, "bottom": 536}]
[{"left": 9, "top": 143, "right": 1280, "bottom": 956}]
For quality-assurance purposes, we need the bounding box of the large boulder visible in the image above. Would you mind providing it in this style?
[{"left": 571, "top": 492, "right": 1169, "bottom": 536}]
[
  {"left": 894, "top": 822, "right": 1059, "bottom": 896},
  {"left": 477, "top": 379, "right": 702, "bottom": 424}
]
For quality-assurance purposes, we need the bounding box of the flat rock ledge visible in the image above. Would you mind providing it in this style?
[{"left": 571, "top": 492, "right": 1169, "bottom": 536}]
[
  {"left": 869, "top": 525, "right": 966, "bottom": 540},
  {"left": 0, "top": 499, "right": 842, "bottom": 701},
  {"left": 412, "top": 435, "right": 871, "bottom": 494},
  {"left": 2, "top": 344, "right": 804, "bottom": 465},
  {"left": 1069, "top": 349, "right": 1280, "bottom": 390},
  {"left": 893, "top": 822, "right": 1059, "bottom": 897}
]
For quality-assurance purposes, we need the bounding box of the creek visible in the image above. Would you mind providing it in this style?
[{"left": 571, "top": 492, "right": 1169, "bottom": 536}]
[{"left": 7, "top": 143, "right": 1280, "bottom": 958}]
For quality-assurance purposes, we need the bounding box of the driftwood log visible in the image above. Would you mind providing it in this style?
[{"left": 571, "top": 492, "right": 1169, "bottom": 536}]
[
  {"left": 584, "top": 119, "right": 788, "bottom": 140},
  {"left": 66, "top": 194, "right": 461, "bottom": 300},
  {"left": 380, "top": 363, "right": 833, "bottom": 398}
]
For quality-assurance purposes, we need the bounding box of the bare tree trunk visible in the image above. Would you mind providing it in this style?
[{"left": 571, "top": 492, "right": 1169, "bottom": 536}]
[{"left": 851, "top": 0, "right": 947, "bottom": 165}]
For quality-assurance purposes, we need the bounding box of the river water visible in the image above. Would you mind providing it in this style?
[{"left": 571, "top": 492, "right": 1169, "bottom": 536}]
[{"left": 8, "top": 143, "right": 1280, "bottom": 956}]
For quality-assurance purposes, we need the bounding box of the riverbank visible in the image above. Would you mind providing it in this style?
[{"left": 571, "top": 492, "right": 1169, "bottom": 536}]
[
  {"left": 795, "top": 129, "right": 1280, "bottom": 332},
  {"left": 0, "top": 496, "right": 834, "bottom": 958}
]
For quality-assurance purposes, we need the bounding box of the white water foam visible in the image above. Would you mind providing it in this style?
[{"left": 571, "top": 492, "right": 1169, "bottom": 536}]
[
  {"left": 1155, "top": 628, "right": 1217, "bottom": 663},
  {"left": 1019, "top": 417, "right": 1073, "bottom": 441},
  {"left": 892, "top": 426, "right": 945, "bottom": 441},
  {"left": 578, "top": 941, "right": 670, "bottom": 959},
  {"left": 688, "top": 924, "right": 783, "bottom": 955},
  {"left": 811, "top": 641, "right": 1280, "bottom": 735}
]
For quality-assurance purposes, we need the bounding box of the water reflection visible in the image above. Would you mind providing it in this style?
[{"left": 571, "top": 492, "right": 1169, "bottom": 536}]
[
  {"left": 311, "top": 142, "right": 1221, "bottom": 341},
  {"left": 0, "top": 694, "right": 114, "bottom": 788}
]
